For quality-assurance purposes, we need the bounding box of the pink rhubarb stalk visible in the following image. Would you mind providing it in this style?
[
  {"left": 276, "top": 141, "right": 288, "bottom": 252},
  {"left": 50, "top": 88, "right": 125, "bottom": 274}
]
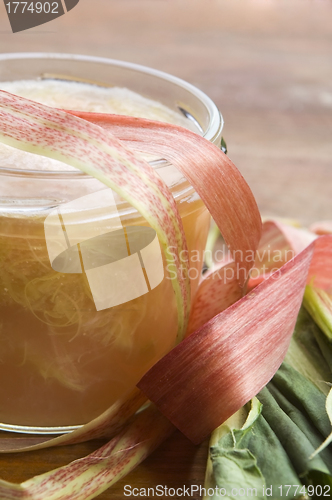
[
  {"left": 247, "top": 220, "right": 316, "bottom": 291},
  {"left": 69, "top": 111, "right": 262, "bottom": 288},
  {"left": 138, "top": 242, "right": 320, "bottom": 444},
  {"left": 0, "top": 405, "right": 174, "bottom": 500}
]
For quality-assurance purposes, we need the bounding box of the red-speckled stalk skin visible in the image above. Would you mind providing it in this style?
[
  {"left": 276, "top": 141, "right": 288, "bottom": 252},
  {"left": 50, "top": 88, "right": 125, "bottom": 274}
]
[
  {"left": 188, "top": 220, "right": 317, "bottom": 331},
  {"left": 0, "top": 405, "right": 174, "bottom": 500},
  {"left": 138, "top": 240, "right": 332, "bottom": 444},
  {"left": 186, "top": 261, "right": 243, "bottom": 335},
  {"left": 70, "top": 112, "right": 262, "bottom": 288}
]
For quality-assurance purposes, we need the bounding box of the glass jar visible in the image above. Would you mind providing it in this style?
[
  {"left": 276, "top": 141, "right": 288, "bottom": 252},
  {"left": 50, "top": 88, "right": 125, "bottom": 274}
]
[{"left": 0, "top": 53, "right": 223, "bottom": 433}]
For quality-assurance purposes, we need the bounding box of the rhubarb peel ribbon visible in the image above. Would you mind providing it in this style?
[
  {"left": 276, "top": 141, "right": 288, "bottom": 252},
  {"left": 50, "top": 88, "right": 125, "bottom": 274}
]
[
  {"left": 138, "top": 235, "right": 332, "bottom": 444},
  {"left": 70, "top": 112, "right": 262, "bottom": 288}
]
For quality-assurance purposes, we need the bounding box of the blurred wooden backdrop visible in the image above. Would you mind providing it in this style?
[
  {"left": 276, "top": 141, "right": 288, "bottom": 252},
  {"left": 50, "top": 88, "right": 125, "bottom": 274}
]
[
  {"left": 0, "top": 1, "right": 331, "bottom": 498},
  {"left": 1, "top": 0, "right": 331, "bottom": 225}
]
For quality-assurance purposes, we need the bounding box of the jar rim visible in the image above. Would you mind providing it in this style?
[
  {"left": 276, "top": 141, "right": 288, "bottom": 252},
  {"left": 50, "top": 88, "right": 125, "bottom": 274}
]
[{"left": 0, "top": 52, "right": 223, "bottom": 179}]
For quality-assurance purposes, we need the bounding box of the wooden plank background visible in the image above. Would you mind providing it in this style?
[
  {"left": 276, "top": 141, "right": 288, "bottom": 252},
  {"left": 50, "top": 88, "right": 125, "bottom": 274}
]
[{"left": 0, "top": 1, "right": 331, "bottom": 498}]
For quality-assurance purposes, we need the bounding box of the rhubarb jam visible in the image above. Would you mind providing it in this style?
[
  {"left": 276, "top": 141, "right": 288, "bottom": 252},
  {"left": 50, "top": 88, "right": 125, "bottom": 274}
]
[{"left": 0, "top": 78, "right": 212, "bottom": 430}]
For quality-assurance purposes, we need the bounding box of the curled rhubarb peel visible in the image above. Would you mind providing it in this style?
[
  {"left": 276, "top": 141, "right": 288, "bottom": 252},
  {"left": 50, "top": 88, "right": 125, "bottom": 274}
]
[
  {"left": 247, "top": 220, "right": 316, "bottom": 291},
  {"left": 69, "top": 112, "right": 262, "bottom": 288},
  {"left": 271, "top": 220, "right": 317, "bottom": 255},
  {"left": 185, "top": 219, "right": 303, "bottom": 333},
  {"left": 186, "top": 261, "right": 243, "bottom": 335},
  {"left": 138, "top": 239, "right": 332, "bottom": 444},
  {"left": 0, "top": 405, "right": 174, "bottom": 500},
  {"left": 188, "top": 220, "right": 316, "bottom": 334},
  {"left": 71, "top": 111, "right": 263, "bottom": 337}
]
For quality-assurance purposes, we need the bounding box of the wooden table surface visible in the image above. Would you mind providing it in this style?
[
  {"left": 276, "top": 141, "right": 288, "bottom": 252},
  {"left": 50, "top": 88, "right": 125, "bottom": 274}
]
[{"left": 0, "top": 1, "right": 331, "bottom": 498}]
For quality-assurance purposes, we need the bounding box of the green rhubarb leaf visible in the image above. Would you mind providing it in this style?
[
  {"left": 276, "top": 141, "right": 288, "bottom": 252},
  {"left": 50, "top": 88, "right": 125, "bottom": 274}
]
[
  {"left": 267, "top": 383, "right": 332, "bottom": 472},
  {"left": 210, "top": 399, "right": 302, "bottom": 499},
  {"left": 306, "top": 470, "right": 332, "bottom": 490},
  {"left": 327, "top": 388, "right": 332, "bottom": 430},
  {"left": 75, "top": 110, "right": 262, "bottom": 288},
  {"left": 271, "top": 363, "right": 332, "bottom": 440},
  {"left": 258, "top": 385, "right": 331, "bottom": 485},
  {"left": 310, "top": 388, "right": 332, "bottom": 460},
  {"left": 313, "top": 328, "right": 332, "bottom": 374},
  {"left": 304, "top": 285, "right": 332, "bottom": 342},
  {"left": 209, "top": 365, "right": 332, "bottom": 500},
  {"left": 210, "top": 399, "right": 266, "bottom": 500},
  {"left": 285, "top": 308, "right": 332, "bottom": 393},
  {"left": 210, "top": 448, "right": 265, "bottom": 500}
]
